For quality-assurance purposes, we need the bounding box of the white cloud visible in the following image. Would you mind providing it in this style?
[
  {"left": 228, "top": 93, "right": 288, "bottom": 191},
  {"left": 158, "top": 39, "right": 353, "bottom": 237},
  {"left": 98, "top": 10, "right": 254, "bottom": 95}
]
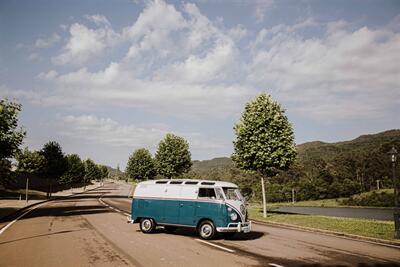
[
  {"left": 57, "top": 114, "right": 224, "bottom": 151},
  {"left": 28, "top": 53, "right": 40, "bottom": 61},
  {"left": 35, "top": 33, "right": 61, "bottom": 48},
  {"left": 84, "top": 14, "right": 111, "bottom": 26},
  {"left": 248, "top": 20, "right": 400, "bottom": 121},
  {"left": 30, "top": 0, "right": 251, "bottom": 117},
  {"left": 37, "top": 70, "right": 58, "bottom": 80},
  {"left": 16, "top": 1, "right": 399, "bottom": 124},
  {"left": 53, "top": 18, "right": 118, "bottom": 65},
  {"left": 254, "top": 0, "right": 274, "bottom": 23}
]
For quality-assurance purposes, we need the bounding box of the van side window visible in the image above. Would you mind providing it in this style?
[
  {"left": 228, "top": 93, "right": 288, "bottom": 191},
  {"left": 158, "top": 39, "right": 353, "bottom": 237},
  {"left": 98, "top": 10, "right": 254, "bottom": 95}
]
[{"left": 198, "top": 188, "right": 216, "bottom": 199}]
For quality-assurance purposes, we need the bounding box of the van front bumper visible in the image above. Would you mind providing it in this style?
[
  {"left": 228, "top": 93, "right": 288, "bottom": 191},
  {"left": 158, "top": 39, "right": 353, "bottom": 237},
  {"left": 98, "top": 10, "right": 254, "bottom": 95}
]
[{"left": 216, "top": 221, "right": 251, "bottom": 233}]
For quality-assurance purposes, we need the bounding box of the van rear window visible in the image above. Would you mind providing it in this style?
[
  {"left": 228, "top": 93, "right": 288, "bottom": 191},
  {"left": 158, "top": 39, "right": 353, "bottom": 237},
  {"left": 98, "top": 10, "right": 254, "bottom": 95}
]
[
  {"left": 201, "top": 182, "right": 215, "bottom": 185},
  {"left": 198, "top": 188, "right": 216, "bottom": 199}
]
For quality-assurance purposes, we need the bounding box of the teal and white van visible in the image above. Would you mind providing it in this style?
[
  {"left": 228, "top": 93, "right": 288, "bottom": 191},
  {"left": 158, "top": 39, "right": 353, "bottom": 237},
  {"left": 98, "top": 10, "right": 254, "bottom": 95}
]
[{"left": 127, "top": 179, "right": 251, "bottom": 239}]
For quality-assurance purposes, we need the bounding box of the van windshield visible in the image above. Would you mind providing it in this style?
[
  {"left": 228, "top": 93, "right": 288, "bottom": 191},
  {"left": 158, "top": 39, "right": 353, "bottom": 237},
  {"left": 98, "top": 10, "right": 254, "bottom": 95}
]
[{"left": 222, "top": 187, "right": 242, "bottom": 201}]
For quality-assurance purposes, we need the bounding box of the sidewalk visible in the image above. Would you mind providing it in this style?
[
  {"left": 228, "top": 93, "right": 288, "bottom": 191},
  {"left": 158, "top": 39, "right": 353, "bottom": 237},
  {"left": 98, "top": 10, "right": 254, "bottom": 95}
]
[{"left": 0, "top": 182, "right": 100, "bottom": 221}]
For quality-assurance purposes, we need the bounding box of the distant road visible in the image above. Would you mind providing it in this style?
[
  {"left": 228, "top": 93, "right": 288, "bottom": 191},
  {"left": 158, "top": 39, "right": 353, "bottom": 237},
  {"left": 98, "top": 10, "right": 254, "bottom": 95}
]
[
  {"left": 276, "top": 206, "right": 394, "bottom": 221},
  {"left": 1, "top": 182, "right": 399, "bottom": 267}
]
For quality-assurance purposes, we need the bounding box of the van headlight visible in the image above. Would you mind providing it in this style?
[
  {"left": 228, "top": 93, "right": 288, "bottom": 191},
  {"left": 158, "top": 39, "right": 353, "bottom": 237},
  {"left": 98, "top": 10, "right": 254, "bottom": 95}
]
[{"left": 230, "top": 212, "right": 238, "bottom": 221}]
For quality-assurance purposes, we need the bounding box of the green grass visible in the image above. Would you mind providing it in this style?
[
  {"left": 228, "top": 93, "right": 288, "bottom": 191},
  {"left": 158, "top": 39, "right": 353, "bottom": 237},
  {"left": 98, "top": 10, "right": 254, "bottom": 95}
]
[{"left": 249, "top": 207, "right": 396, "bottom": 241}]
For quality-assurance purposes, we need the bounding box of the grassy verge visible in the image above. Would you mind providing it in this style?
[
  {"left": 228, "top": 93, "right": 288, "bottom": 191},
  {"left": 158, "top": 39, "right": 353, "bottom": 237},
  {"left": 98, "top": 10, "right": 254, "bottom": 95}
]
[
  {"left": 249, "top": 207, "right": 396, "bottom": 241},
  {"left": 267, "top": 198, "right": 346, "bottom": 208}
]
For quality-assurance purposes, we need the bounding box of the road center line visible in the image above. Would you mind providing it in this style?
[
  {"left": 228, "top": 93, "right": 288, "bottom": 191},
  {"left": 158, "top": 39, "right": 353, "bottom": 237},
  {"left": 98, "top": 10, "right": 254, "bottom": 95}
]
[
  {"left": 269, "top": 263, "right": 285, "bottom": 267},
  {"left": 195, "top": 239, "right": 235, "bottom": 253}
]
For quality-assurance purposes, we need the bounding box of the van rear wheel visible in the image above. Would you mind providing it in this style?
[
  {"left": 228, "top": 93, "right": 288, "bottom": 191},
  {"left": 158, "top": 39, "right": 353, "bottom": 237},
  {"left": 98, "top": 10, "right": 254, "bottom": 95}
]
[
  {"left": 198, "top": 220, "right": 216, "bottom": 240},
  {"left": 140, "top": 218, "right": 155, "bottom": 233}
]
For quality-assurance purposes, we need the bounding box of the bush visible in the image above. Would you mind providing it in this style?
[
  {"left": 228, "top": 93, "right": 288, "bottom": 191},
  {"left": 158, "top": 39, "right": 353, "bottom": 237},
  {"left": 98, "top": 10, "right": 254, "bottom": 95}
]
[{"left": 341, "top": 189, "right": 394, "bottom": 207}]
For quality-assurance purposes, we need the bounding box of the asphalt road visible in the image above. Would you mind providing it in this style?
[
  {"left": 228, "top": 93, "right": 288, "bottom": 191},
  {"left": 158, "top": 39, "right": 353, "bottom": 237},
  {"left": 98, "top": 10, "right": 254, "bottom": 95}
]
[
  {"left": 0, "top": 182, "right": 399, "bottom": 267},
  {"left": 276, "top": 206, "right": 394, "bottom": 221}
]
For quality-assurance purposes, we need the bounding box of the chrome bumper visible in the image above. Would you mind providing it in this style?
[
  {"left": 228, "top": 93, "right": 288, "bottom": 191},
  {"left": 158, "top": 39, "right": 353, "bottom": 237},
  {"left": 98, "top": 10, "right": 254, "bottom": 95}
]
[
  {"left": 216, "top": 221, "right": 251, "bottom": 233},
  {"left": 127, "top": 215, "right": 134, "bottom": 223}
]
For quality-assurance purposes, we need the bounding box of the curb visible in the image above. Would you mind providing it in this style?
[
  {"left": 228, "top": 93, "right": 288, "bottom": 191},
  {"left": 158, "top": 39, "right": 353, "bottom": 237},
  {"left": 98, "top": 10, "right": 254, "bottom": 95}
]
[
  {"left": 252, "top": 219, "right": 400, "bottom": 248},
  {"left": 0, "top": 184, "right": 101, "bottom": 224}
]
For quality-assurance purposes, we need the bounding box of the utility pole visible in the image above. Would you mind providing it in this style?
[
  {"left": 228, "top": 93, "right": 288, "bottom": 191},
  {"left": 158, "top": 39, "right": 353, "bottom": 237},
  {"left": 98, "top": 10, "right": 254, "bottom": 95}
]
[
  {"left": 25, "top": 177, "right": 29, "bottom": 203},
  {"left": 388, "top": 147, "right": 399, "bottom": 239},
  {"left": 292, "top": 188, "right": 295, "bottom": 204},
  {"left": 376, "top": 180, "right": 380, "bottom": 190}
]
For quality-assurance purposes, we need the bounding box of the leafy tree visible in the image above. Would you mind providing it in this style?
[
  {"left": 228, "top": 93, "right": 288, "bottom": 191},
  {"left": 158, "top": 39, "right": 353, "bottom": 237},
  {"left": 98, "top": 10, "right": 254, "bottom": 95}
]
[
  {"left": 155, "top": 133, "right": 192, "bottom": 178},
  {"left": 84, "top": 159, "right": 101, "bottom": 182},
  {"left": 40, "top": 141, "right": 67, "bottom": 179},
  {"left": 0, "top": 99, "right": 26, "bottom": 180},
  {"left": 40, "top": 141, "right": 67, "bottom": 197},
  {"left": 99, "top": 165, "right": 109, "bottom": 179},
  {"left": 232, "top": 93, "right": 296, "bottom": 217},
  {"left": 126, "top": 148, "right": 156, "bottom": 180},
  {"left": 60, "top": 154, "right": 85, "bottom": 184},
  {"left": 16, "top": 148, "right": 46, "bottom": 176}
]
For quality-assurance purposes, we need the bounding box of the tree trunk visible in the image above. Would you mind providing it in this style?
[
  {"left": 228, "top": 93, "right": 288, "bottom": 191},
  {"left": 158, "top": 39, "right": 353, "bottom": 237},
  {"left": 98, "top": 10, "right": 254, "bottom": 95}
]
[{"left": 261, "top": 176, "right": 267, "bottom": 218}]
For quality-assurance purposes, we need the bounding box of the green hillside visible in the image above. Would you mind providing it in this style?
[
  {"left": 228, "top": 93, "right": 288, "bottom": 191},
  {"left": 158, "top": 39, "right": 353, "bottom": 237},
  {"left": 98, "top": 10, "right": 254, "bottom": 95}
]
[{"left": 188, "top": 129, "right": 400, "bottom": 203}]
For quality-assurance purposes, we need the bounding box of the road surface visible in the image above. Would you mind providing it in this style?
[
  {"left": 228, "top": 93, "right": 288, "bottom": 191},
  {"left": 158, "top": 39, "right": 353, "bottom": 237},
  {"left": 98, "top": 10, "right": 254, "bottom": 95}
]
[
  {"left": 276, "top": 206, "right": 394, "bottom": 221},
  {"left": 0, "top": 182, "right": 399, "bottom": 267}
]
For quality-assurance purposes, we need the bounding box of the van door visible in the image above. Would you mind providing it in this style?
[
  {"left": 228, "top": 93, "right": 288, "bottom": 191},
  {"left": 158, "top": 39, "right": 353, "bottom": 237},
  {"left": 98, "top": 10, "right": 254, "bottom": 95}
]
[
  {"left": 178, "top": 186, "right": 198, "bottom": 225},
  {"left": 162, "top": 185, "right": 181, "bottom": 224}
]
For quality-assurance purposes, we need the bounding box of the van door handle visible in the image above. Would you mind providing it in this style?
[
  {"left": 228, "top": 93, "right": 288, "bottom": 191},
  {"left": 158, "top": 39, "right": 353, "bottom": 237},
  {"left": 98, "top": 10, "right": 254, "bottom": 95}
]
[{"left": 180, "top": 204, "right": 184, "bottom": 207}]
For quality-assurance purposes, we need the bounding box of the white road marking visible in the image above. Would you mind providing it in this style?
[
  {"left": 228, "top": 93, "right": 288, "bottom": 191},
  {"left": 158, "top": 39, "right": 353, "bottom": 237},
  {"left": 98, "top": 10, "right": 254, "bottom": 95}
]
[
  {"left": 0, "top": 201, "right": 48, "bottom": 236},
  {"left": 195, "top": 239, "right": 235, "bottom": 253},
  {"left": 269, "top": 263, "right": 285, "bottom": 267}
]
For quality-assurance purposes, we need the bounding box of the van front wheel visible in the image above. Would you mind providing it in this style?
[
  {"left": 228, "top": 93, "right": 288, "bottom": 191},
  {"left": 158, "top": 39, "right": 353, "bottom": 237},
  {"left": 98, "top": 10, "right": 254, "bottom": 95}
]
[
  {"left": 140, "top": 218, "right": 155, "bottom": 233},
  {"left": 198, "top": 220, "right": 215, "bottom": 240}
]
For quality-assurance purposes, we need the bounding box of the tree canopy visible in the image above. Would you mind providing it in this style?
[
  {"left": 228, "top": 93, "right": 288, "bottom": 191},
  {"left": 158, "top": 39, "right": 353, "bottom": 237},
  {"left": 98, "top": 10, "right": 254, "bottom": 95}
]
[
  {"left": 232, "top": 93, "right": 297, "bottom": 176},
  {"left": 126, "top": 148, "right": 156, "bottom": 180},
  {"left": 0, "top": 99, "right": 26, "bottom": 179},
  {"left": 84, "top": 159, "right": 101, "bottom": 182},
  {"left": 40, "top": 141, "right": 67, "bottom": 179},
  {"left": 155, "top": 133, "right": 192, "bottom": 178},
  {"left": 16, "top": 148, "right": 46, "bottom": 175},
  {"left": 60, "top": 154, "right": 85, "bottom": 184}
]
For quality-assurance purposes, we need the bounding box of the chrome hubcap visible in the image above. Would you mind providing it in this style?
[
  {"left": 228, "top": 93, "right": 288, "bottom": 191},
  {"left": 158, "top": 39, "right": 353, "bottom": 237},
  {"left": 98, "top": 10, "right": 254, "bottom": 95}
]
[
  {"left": 201, "top": 225, "right": 212, "bottom": 237},
  {"left": 143, "top": 220, "right": 151, "bottom": 230}
]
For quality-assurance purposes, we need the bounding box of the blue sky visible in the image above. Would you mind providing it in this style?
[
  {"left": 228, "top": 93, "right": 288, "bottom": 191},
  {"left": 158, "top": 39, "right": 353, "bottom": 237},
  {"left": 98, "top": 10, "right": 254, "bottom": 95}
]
[{"left": 1, "top": 0, "right": 399, "bottom": 168}]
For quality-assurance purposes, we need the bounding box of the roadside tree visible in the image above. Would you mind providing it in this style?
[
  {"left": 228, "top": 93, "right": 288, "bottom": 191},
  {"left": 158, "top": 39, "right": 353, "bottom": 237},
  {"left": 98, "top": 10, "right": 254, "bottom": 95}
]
[
  {"left": 232, "top": 93, "right": 296, "bottom": 217},
  {"left": 60, "top": 154, "right": 85, "bottom": 184},
  {"left": 155, "top": 134, "right": 192, "bottom": 179},
  {"left": 16, "top": 147, "right": 46, "bottom": 177},
  {"left": 84, "top": 159, "right": 101, "bottom": 185},
  {"left": 40, "top": 141, "right": 67, "bottom": 197},
  {"left": 126, "top": 148, "right": 156, "bottom": 181},
  {"left": 0, "top": 99, "right": 26, "bottom": 181},
  {"left": 99, "top": 165, "right": 109, "bottom": 179}
]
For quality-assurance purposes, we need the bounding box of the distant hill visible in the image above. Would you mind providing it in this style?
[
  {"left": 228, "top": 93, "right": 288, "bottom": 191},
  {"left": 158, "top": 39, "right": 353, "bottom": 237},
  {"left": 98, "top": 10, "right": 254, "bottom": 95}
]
[
  {"left": 192, "top": 129, "right": 400, "bottom": 170},
  {"left": 188, "top": 129, "right": 400, "bottom": 202},
  {"left": 296, "top": 129, "right": 400, "bottom": 162}
]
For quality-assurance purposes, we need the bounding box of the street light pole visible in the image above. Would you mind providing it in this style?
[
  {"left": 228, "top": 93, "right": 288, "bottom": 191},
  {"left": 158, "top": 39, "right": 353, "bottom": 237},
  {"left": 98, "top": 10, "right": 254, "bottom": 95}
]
[{"left": 388, "top": 147, "right": 399, "bottom": 239}]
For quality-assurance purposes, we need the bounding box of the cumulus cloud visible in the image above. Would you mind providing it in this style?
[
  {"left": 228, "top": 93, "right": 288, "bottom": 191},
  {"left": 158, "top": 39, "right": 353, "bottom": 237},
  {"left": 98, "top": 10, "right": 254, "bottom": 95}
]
[
  {"left": 32, "top": 0, "right": 251, "bottom": 117},
  {"left": 254, "top": 0, "right": 274, "bottom": 23},
  {"left": 56, "top": 114, "right": 224, "bottom": 151},
  {"left": 16, "top": 0, "right": 400, "bottom": 123},
  {"left": 248, "top": 19, "right": 400, "bottom": 121},
  {"left": 52, "top": 18, "right": 119, "bottom": 65},
  {"left": 35, "top": 33, "right": 61, "bottom": 48}
]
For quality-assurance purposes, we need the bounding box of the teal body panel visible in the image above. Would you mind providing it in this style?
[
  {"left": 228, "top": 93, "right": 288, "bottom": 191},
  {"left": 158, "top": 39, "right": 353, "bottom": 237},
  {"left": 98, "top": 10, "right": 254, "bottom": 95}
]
[{"left": 132, "top": 198, "right": 231, "bottom": 228}]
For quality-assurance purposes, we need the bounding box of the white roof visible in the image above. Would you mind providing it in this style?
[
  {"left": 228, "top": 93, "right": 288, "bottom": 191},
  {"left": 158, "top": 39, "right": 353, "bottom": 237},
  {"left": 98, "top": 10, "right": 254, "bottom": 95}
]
[{"left": 136, "top": 179, "right": 238, "bottom": 188}]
